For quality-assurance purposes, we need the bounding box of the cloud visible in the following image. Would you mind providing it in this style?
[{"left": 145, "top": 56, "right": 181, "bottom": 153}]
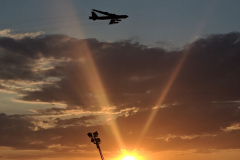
[
  {"left": 0, "top": 29, "right": 44, "bottom": 40},
  {"left": 16, "top": 32, "right": 240, "bottom": 112},
  {"left": 0, "top": 113, "right": 41, "bottom": 149},
  {"left": 112, "top": 102, "right": 240, "bottom": 151},
  {"left": 54, "top": 115, "right": 99, "bottom": 127},
  {"left": 1, "top": 32, "right": 240, "bottom": 158},
  {"left": 116, "top": 103, "right": 240, "bottom": 135},
  {"left": 0, "top": 35, "right": 169, "bottom": 110},
  {"left": 168, "top": 32, "right": 240, "bottom": 104},
  {"left": 1, "top": 103, "right": 240, "bottom": 155},
  {"left": 0, "top": 113, "right": 120, "bottom": 156}
]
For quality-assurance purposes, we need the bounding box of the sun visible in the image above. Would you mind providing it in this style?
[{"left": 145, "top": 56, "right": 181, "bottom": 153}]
[
  {"left": 116, "top": 150, "right": 144, "bottom": 160},
  {"left": 122, "top": 155, "right": 137, "bottom": 160}
]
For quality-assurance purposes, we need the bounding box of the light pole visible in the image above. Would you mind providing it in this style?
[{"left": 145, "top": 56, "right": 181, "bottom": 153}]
[{"left": 87, "top": 131, "right": 105, "bottom": 160}]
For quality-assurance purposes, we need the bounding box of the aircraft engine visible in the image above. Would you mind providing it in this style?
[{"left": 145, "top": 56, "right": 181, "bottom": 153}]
[{"left": 89, "top": 16, "right": 96, "bottom": 20}]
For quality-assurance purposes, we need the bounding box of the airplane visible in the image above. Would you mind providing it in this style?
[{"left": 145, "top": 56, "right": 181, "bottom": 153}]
[{"left": 89, "top": 9, "right": 128, "bottom": 25}]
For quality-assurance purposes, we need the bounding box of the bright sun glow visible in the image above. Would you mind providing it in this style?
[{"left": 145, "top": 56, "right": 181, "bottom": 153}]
[
  {"left": 117, "top": 150, "right": 144, "bottom": 160},
  {"left": 122, "top": 156, "right": 136, "bottom": 160}
]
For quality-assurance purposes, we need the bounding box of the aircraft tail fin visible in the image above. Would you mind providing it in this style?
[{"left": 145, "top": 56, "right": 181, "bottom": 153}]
[{"left": 89, "top": 12, "right": 98, "bottom": 20}]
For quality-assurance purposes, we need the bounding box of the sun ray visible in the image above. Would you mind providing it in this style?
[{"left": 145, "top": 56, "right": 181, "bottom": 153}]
[
  {"left": 51, "top": 1, "right": 125, "bottom": 149},
  {"left": 136, "top": 1, "right": 218, "bottom": 145},
  {"left": 138, "top": 50, "right": 189, "bottom": 143}
]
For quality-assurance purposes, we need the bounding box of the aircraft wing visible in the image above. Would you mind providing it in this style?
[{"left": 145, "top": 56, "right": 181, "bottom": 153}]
[
  {"left": 92, "top": 9, "right": 115, "bottom": 16},
  {"left": 109, "top": 20, "right": 119, "bottom": 25}
]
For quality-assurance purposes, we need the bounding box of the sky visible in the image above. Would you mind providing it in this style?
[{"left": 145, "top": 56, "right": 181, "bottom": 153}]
[{"left": 1, "top": 0, "right": 240, "bottom": 160}]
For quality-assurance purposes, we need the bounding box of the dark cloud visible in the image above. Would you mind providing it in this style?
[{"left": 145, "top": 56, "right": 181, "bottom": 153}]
[
  {"left": 3, "top": 35, "right": 178, "bottom": 110},
  {"left": 113, "top": 102, "right": 240, "bottom": 151},
  {"left": 2, "top": 32, "right": 237, "bottom": 112},
  {"left": 0, "top": 84, "right": 5, "bottom": 89},
  {"left": 166, "top": 32, "right": 240, "bottom": 104},
  {"left": 54, "top": 115, "right": 98, "bottom": 126},
  {"left": 0, "top": 36, "right": 94, "bottom": 81},
  {"left": 0, "top": 113, "right": 43, "bottom": 149},
  {"left": 116, "top": 103, "right": 240, "bottom": 136},
  {"left": 0, "top": 113, "right": 119, "bottom": 155}
]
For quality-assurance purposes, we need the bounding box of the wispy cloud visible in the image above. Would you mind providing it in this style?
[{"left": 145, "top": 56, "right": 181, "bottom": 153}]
[{"left": 0, "top": 29, "right": 44, "bottom": 39}]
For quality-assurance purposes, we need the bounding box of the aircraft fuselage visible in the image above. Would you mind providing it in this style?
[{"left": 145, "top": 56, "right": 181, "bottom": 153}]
[{"left": 90, "top": 15, "right": 128, "bottom": 20}]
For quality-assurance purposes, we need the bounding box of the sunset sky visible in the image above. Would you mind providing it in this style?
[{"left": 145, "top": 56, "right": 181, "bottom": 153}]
[{"left": 1, "top": 0, "right": 240, "bottom": 160}]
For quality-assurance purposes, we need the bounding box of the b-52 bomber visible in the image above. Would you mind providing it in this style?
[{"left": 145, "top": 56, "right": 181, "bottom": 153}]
[{"left": 89, "top": 9, "right": 128, "bottom": 25}]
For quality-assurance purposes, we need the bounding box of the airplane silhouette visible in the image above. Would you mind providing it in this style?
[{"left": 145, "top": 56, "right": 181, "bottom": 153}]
[{"left": 89, "top": 9, "right": 128, "bottom": 25}]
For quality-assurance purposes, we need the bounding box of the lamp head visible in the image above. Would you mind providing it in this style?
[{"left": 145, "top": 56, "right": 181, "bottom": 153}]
[
  {"left": 87, "top": 132, "right": 93, "bottom": 138},
  {"left": 93, "top": 131, "right": 99, "bottom": 137}
]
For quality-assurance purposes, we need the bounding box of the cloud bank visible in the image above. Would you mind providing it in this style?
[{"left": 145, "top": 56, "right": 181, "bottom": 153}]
[{"left": 1, "top": 32, "right": 240, "bottom": 158}]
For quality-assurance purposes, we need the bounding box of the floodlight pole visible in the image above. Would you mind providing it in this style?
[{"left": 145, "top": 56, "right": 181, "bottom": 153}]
[
  {"left": 95, "top": 139, "right": 104, "bottom": 160},
  {"left": 87, "top": 131, "right": 105, "bottom": 160}
]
